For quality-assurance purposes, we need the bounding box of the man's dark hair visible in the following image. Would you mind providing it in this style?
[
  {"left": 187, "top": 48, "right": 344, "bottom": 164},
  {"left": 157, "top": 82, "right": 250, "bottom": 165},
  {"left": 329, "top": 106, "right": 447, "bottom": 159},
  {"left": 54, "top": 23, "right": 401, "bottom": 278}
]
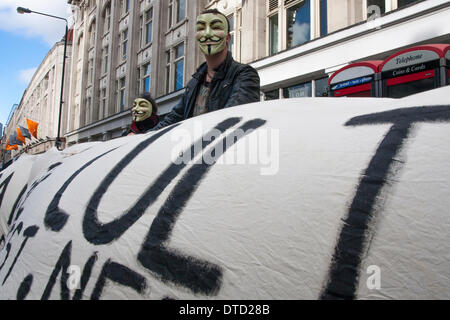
[
  {"left": 138, "top": 93, "right": 158, "bottom": 112},
  {"left": 200, "top": 9, "right": 230, "bottom": 34}
]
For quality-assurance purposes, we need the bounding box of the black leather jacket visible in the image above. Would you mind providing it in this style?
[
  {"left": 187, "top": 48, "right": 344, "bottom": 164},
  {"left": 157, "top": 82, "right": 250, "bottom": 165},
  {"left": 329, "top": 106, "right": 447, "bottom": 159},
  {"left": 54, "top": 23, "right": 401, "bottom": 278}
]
[{"left": 153, "top": 52, "right": 260, "bottom": 130}]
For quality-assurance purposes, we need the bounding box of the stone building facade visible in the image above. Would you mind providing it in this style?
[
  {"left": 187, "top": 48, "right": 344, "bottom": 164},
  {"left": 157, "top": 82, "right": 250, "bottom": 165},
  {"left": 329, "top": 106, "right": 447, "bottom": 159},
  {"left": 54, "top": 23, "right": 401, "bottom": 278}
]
[
  {"left": 253, "top": 0, "right": 450, "bottom": 100},
  {"left": 65, "top": 0, "right": 208, "bottom": 144},
  {"left": 3, "top": 0, "right": 449, "bottom": 160},
  {"left": 63, "top": 0, "right": 449, "bottom": 146}
]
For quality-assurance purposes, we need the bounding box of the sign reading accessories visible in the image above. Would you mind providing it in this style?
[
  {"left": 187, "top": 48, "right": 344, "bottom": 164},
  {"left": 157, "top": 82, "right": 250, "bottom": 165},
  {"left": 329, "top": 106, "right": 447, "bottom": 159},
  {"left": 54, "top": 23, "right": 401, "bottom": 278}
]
[
  {"left": 331, "top": 76, "right": 373, "bottom": 91},
  {"left": 381, "top": 50, "right": 440, "bottom": 79}
]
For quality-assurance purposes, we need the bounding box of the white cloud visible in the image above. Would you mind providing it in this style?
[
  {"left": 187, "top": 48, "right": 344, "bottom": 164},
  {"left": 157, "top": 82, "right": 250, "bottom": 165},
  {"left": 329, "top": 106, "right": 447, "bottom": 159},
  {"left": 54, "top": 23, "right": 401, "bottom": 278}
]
[
  {"left": 292, "top": 22, "right": 310, "bottom": 46},
  {"left": 19, "top": 67, "right": 37, "bottom": 84},
  {"left": 0, "top": 0, "right": 73, "bottom": 45}
]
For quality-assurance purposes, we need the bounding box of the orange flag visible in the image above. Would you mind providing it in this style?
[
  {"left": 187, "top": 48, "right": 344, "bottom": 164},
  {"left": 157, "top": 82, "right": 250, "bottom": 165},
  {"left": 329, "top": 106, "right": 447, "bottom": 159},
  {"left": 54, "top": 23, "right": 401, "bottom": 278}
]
[
  {"left": 26, "top": 118, "right": 39, "bottom": 138},
  {"left": 5, "top": 140, "right": 18, "bottom": 151},
  {"left": 16, "top": 127, "right": 26, "bottom": 144}
]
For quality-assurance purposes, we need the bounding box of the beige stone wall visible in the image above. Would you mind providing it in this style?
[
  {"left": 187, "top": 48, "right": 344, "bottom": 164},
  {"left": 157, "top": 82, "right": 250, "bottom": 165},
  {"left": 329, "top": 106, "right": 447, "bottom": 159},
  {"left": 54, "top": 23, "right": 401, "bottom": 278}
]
[{"left": 65, "top": 0, "right": 208, "bottom": 144}]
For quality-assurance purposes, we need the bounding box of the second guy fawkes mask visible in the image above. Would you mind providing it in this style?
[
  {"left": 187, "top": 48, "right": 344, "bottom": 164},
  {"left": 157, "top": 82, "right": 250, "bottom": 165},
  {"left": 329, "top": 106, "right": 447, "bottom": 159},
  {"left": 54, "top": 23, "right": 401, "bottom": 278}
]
[
  {"left": 132, "top": 98, "right": 153, "bottom": 122},
  {"left": 196, "top": 12, "right": 229, "bottom": 56}
]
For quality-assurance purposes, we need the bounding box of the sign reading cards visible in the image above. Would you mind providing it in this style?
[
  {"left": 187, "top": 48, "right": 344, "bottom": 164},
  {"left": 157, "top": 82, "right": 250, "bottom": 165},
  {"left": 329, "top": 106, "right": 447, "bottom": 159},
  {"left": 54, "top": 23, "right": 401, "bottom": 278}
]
[{"left": 381, "top": 61, "right": 439, "bottom": 79}]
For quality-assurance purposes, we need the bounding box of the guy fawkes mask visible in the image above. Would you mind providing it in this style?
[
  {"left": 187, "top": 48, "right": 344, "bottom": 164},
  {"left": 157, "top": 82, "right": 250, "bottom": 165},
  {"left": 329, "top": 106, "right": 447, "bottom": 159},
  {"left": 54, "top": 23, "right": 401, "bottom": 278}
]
[
  {"left": 132, "top": 98, "right": 153, "bottom": 122},
  {"left": 196, "top": 13, "right": 229, "bottom": 56}
]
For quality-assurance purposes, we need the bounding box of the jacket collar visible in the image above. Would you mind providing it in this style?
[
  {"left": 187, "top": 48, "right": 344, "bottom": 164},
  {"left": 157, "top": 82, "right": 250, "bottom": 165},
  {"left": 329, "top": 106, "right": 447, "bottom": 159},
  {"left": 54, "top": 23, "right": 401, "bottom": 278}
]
[{"left": 192, "top": 51, "right": 233, "bottom": 81}]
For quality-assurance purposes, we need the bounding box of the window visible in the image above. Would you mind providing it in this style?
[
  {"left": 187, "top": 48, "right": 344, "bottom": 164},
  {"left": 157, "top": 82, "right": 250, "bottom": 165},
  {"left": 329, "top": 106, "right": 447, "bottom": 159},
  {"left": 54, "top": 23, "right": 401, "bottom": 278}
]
[
  {"left": 226, "top": 11, "right": 241, "bottom": 60},
  {"left": 86, "top": 96, "right": 92, "bottom": 124},
  {"left": 237, "top": 9, "right": 242, "bottom": 60},
  {"left": 77, "top": 35, "right": 84, "bottom": 59},
  {"left": 367, "top": 0, "right": 386, "bottom": 19},
  {"left": 121, "top": 29, "right": 128, "bottom": 61},
  {"left": 268, "top": 0, "right": 279, "bottom": 55},
  {"left": 174, "top": 43, "right": 184, "bottom": 91},
  {"left": 286, "top": 0, "right": 311, "bottom": 48},
  {"left": 229, "top": 14, "right": 235, "bottom": 55},
  {"left": 139, "top": 15, "right": 143, "bottom": 47},
  {"left": 320, "top": 0, "right": 328, "bottom": 37},
  {"left": 168, "top": 0, "right": 186, "bottom": 29},
  {"left": 103, "top": 4, "right": 111, "bottom": 34},
  {"left": 118, "top": 77, "right": 126, "bottom": 111},
  {"left": 139, "top": 8, "right": 153, "bottom": 48},
  {"left": 101, "top": 88, "right": 107, "bottom": 119},
  {"left": 166, "top": 43, "right": 185, "bottom": 93},
  {"left": 283, "top": 81, "right": 312, "bottom": 98},
  {"left": 268, "top": 0, "right": 330, "bottom": 54},
  {"left": 142, "top": 63, "right": 151, "bottom": 93},
  {"left": 368, "top": 0, "right": 386, "bottom": 14},
  {"left": 88, "top": 58, "right": 94, "bottom": 85},
  {"left": 144, "top": 8, "right": 153, "bottom": 45},
  {"left": 176, "top": 0, "right": 186, "bottom": 23},
  {"left": 314, "top": 77, "right": 329, "bottom": 97},
  {"left": 264, "top": 89, "right": 280, "bottom": 100},
  {"left": 102, "top": 45, "right": 109, "bottom": 74},
  {"left": 365, "top": 0, "right": 419, "bottom": 19},
  {"left": 397, "top": 0, "right": 419, "bottom": 9},
  {"left": 387, "top": 78, "right": 435, "bottom": 98},
  {"left": 43, "top": 73, "right": 49, "bottom": 91},
  {"left": 86, "top": 24, "right": 95, "bottom": 88},
  {"left": 89, "top": 22, "right": 96, "bottom": 48},
  {"left": 121, "top": 0, "right": 130, "bottom": 16},
  {"left": 269, "top": 14, "right": 279, "bottom": 55},
  {"left": 168, "top": 0, "right": 173, "bottom": 29},
  {"left": 166, "top": 50, "right": 171, "bottom": 93},
  {"left": 75, "top": 65, "right": 82, "bottom": 93}
]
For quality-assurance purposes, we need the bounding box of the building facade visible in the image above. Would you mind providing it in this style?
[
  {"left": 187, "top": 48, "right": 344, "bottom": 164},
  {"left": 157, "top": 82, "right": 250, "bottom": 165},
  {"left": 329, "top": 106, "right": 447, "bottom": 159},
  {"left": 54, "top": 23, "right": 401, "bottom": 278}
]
[
  {"left": 65, "top": 0, "right": 208, "bottom": 144},
  {"left": 252, "top": 0, "right": 450, "bottom": 100},
  {"left": 63, "top": 0, "right": 449, "bottom": 146},
  {"left": 4, "top": 0, "right": 449, "bottom": 158}
]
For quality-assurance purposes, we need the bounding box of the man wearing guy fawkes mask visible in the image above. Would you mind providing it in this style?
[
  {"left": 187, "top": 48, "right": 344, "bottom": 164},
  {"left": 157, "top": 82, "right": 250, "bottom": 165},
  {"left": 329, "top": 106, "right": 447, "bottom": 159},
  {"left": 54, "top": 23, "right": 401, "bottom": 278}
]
[
  {"left": 152, "top": 9, "right": 260, "bottom": 130},
  {"left": 124, "top": 93, "right": 160, "bottom": 135}
]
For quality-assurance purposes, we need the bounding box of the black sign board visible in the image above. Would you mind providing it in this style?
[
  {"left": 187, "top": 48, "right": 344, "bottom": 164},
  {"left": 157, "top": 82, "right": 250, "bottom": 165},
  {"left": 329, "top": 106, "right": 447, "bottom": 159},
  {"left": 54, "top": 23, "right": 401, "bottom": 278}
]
[{"left": 382, "top": 60, "right": 439, "bottom": 79}]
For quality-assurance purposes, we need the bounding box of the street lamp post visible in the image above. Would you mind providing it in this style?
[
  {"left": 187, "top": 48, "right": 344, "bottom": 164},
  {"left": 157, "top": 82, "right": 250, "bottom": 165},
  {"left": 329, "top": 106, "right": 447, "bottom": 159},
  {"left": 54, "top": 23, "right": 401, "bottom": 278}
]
[{"left": 17, "top": 7, "right": 68, "bottom": 150}]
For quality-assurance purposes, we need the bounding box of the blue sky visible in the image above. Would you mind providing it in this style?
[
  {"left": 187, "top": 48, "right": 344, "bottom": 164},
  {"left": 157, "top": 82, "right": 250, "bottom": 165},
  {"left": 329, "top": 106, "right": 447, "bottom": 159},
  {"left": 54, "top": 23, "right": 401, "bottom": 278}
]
[
  {"left": 0, "top": 0, "right": 71, "bottom": 128},
  {"left": 0, "top": 30, "right": 50, "bottom": 126}
]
